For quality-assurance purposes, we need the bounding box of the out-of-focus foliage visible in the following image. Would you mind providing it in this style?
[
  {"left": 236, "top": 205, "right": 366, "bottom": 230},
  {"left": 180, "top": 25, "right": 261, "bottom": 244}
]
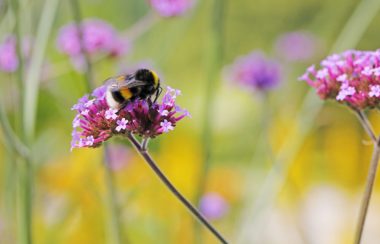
[{"left": 1, "top": 0, "right": 380, "bottom": 243}]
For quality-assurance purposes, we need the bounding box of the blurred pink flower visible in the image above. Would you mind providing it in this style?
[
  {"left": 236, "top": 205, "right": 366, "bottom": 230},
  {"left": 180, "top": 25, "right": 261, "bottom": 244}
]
[
  {"left": 199, "top": 192, "right": 229, "bottom": 220},
  {"left": 299, "top": 49, "right": 380, "bottom": 110},
  {"left": 150, "top": 0, "right": 195, "bottom": 17},
  {"left": 57, "top": 19, "right": 129, "bottom": 58},
  {"left": 225, "top": 51, "right": 282, "bottom": 92},
  {"left": 107, "top": 145, "right": 132, "bottom": 171},
  {"left": 275, "top": 31, "right": 320, "bottom": 62},
  {"left": 0, "top": 36, "right": 31, "bottom": 73},
  {"left": 0, "top": 37, "right": 18, "bottom": 72}
]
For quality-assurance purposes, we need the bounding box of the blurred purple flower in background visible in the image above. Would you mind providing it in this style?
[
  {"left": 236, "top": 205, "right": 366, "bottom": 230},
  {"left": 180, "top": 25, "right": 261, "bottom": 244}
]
[
  {"left": 225, "top": 51, "right": 282, "bottom": 92},
  {"left": 0, "top": 37, "right": 18, "bottom": 72},
  {"left": 150, "top": 0, "right": 195, "bottom": 17},
  {"left": 57, "top": 19, "right": 129, "bottom": 67},
  {"left": 299, "top": 49, "right": 380, "bottom": 110},
  {"left": 71, "top": 85, "right": 190, "bottom": 149},
  {"left": 0, "top": 36, "right": 31, "bottom": 73},
  {"left": 199, "top": 192, "right": 229, "bottom": 220},
  {"left": 107, "top": 145, "right": 132, "bottom": 171},
  {"left": 275, "top": 31, "right": 320, "bottom": 62}
]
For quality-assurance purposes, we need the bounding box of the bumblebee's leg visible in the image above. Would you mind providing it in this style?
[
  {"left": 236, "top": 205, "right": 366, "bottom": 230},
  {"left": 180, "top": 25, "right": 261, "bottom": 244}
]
[
  {"left": 153, "top": 86, "right": 162, "bottom": 103},
  {"left": 116, "top": 101, "right": 128, "bottom": 114},
  {"left": 147, "top": 99, "right": 153, "bottom": 107}
]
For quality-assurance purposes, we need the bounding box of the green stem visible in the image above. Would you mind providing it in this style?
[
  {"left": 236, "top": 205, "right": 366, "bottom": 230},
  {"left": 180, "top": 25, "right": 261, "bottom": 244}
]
[
  {"left": 13, "top": 1, "right": 59, "bottom": 243},
  {"left": 69, "top": 0, "right": 94, "bottom": 91},
  {"left": 250, "top": 94, "right": 274, "bottom": 166},
  {"left": 331, "top": 0, "right": 380, "bottom": 52},
  {"left": 355, "top": 110, "right": 377, "bottom": 143},
  {"left": 353, "top": 111, "right": 379, "bottom": 243},
  {"left": 9, "top": 0, "right": 24, "bottom": 139},
  {"left": 355, "top": 138, "right": 380, "bottom": 244},
  {"left": 0, "top": 6, "right": 15, "bottom": 39},
  {"left": 127, "top": 134, "right": 228, "bottom": 244},
  {"left": 196, "top": 0, "right": 225, "bottom": 211},
  {"left": 68, "top": 1, "right": 124, "bottom": 242},
  {"left": 195, "top": 0, "right": 225, "bottom": 241},
  {"left": 123, "top": 11, "right": 158, "bottom": 42},
  {"left": 9, "top": 0, "right": 24, "bottom": 89},
  {"left": 23, "top": 0, "right": 60, "bottom": 143},
  {"left": 0, "top": 102, "right": 29, "bottom": 158},
  {"left": 103, "top": 145, "right": 124, "bottom": 244},
  {"left": 3, "top": 152, "right": 17, "bottom": 242},
  {"left": 9, "top": 0, "right": 31, "bottom": 243},
  {"left": 18, "top": 157, "right": 32, "bottom": 244}
]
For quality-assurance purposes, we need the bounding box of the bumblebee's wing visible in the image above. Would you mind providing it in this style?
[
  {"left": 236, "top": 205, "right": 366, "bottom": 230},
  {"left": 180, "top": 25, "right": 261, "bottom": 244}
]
[
  {"left": 122, "top": 78, "right": 147, "bottom": 88},
  {"left": 104, "top": 75, "right": 147, "bottom": 90}
]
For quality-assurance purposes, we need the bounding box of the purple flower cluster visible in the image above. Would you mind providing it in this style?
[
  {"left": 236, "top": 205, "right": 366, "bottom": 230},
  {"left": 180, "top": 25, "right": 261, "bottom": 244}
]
[
  {"left": 0, "top": 36, "right": 30, "bottom": 73},
  {"left": 225, "top": 51, "right": 282, "bottom": 92},
  {"left": 275, "top": 31, "right": 320, "bottom": 62},
  {"left": 299, "top": 50, "right": 380, "bottom": 110},
  {"left": 71, "top": 85, "right": 190, "bottom": 150},
  {"left": 150, "top": 0, "right": 194, "bottom": 17},
  {"left": 57, "top": 19, "right": 128, "bottom": 60}
]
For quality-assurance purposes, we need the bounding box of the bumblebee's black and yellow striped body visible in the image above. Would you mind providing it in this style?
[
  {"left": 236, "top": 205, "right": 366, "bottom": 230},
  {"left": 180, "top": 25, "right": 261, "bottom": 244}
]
[{"left": 105, "top": 69, "right": 161, "bottom": 109}]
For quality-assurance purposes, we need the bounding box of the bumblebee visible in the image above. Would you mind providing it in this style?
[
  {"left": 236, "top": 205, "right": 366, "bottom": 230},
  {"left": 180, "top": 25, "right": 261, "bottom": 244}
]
[{"left": 105, "top": 69, "right": 162, "bottom": 110}]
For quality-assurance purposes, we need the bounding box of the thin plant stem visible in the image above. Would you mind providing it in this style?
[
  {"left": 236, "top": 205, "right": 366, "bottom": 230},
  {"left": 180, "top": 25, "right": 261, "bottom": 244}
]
[
  {"left": 23, "top": 0, "right": 60, "bottom": 142},
  {"left": 331, "top": 0, "right": 380, "bottom": 53},
  {"left": 126, "top": 134, "right": 228, "bottom": 244},
  {"left": 196, "top": 0, "right": 226, "bottom": 208},
  {"left": 141, "top": 137, "right": 150, "bottom": 151},
  {"left": 9, "top": 0, "right": 26, "bottom": 140},
  {"left": 103, "top": 145, "right": 124, "bottom": 244},
  {"left": 18, "top": 156, "right": 32, "bottom": 244},
  {"left": 3, "top": 152, "right": 17, "bottom": 242},
  {"left": 0, "top": 7, "right": 15, "bottom": 39},
  {"left": 195, "top": 1, "right": 225, "bottom": 241},
  {"left": 0, "top": 102, "right": 29, "bottom": 158},
  {"left": 9, "top": 0, "right": 24, "bottom": 87},
  {"left": 355, "top": 138, "right": 380, "bottom": 244},
  {"left": 17, "top": 1, "right": 59, "bottom": 242},
  {"left": 353, "top": 110, "right": 380, "bottom": 243},
  {"left": 355, "top": 110, "right": 377, "bottom": 143},
  {"left": 123, "top": 11, "right": 158, "bottom": 42},
  {"left": 68, "top": 1, "right": 124, "bottom": 243},
  {"left": 69, "top": 0, "right": 94, "bottom": 90},
  {"left": 250, "top": 94, "right": 274, "bottom": 166},
  {"left": 9, "top": 0, "right": 31, "bottom": 243}
]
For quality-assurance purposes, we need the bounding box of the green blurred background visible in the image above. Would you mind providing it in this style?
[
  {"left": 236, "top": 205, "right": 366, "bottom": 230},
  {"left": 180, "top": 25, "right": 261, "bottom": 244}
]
[{"left": 1, "top": 0, "right": 380, "bottom": 243}]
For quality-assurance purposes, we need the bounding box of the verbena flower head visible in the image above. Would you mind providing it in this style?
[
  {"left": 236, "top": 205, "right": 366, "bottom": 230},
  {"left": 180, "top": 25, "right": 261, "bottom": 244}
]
[
  {"left": 71, "top": 85, "right": 190, "bottom": 150},
  {"left": 57, "top": 19, "right": 128, "bottom": 58},
  {"left": 199, "top": 192, "right": 229, "bottom": 220},
  {"left": 225, "top": 51, "right": 282, "bottom": 92},
  {"left": 0, "top": 36, "right": 30, "bottom": 73},
  {"left": 150, "top": 0, "right": 195, "bottom": 17},
  {"left": 275, "top": 31, "right": 320, "bottom": 62},
  {"left": 299, "top": 50, "right": 380, "bottom": 110}
]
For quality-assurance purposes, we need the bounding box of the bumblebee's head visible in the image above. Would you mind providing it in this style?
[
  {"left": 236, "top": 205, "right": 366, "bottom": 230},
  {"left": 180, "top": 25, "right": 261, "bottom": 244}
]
[{"left": 135, "top": 69, "right": 160, "bottom": 89}]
